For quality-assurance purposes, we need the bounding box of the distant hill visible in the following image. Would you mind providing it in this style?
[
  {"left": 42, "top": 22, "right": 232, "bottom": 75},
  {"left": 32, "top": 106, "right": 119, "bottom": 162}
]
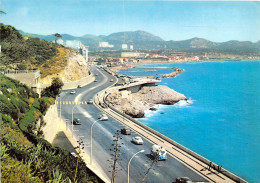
[
  {"left": 105, "top": 30, "right": 164, "bottom": 42},
  {"left": 18, "top": 29, "right": 260, "bottom": 54}
]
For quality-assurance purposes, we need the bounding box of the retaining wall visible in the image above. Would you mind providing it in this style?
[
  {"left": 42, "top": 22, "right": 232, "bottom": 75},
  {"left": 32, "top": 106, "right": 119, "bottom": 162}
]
[{"left": 41, "top": 104, "right": 61, "bottom": 143}]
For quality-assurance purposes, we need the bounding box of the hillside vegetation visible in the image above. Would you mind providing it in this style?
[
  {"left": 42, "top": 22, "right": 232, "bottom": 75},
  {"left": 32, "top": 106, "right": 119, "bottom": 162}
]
[
  {"left": 0, "top": 23, "right": 79, "bottom": 80},
  {"left": 0, "top": 74, "right": 100, "bottom": 182}
]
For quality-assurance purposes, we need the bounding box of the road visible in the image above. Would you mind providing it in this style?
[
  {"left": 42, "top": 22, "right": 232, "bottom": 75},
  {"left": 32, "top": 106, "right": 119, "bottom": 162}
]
[{"left": 58, "top": 66, "right": 208, "bottom": 183}]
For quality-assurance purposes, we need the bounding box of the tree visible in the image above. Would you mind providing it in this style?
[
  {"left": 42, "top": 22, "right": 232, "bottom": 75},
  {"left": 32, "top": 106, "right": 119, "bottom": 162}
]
[
  {"left": 53, "top": 33, "right": 62, "bottom": 44},
  {"left": 0, "top": 10, "right": 6, "bottom": 14},
  {"left": 41, "top": 77, "right": 63, "bottom": 98}
]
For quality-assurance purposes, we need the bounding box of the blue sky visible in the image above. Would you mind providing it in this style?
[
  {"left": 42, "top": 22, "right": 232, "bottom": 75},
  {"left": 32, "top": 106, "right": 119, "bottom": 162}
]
[{"left": 1, "top": 0, "right": 260, "bottom": 42}]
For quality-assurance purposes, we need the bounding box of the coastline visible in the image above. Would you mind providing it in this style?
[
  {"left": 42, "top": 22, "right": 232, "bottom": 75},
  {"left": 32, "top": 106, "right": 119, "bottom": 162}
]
[{"left": 110, "top": 58, "right": 259, "bottom": 74}]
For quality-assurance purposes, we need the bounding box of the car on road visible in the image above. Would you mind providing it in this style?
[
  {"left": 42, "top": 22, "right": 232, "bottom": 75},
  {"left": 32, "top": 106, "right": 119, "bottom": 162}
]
[
  {"left": 132, "top": 136, "right": 144, "bottom": 145},
  {"left": 95, "top": 73, "right": 98, "bottom": 76},
  {"left": 110, "top": 79, "right": 113, "bottom": 82},
  {"left": 175, "top": 177, "right": 192, "bottom": 183},
  {"left": 70, "top": 90, "right": 76, "bottom": 94},
  {"left": 151, "top": 144, "right": 167, "bottom": 160},
  {"left": 94, "top": 79, "right": 97, "bottom": 82},
  {"left": 73, "top": 118, "right": 81, "bottom": 125},
  {"left": 121, "top": 128, "right": 131, "bottom": 135},
  {"left": 87, "top": 99, "right": 93, "bottom": 104},
  {"left": 99, "top": 113, "right": 108, "bottom": 121}
]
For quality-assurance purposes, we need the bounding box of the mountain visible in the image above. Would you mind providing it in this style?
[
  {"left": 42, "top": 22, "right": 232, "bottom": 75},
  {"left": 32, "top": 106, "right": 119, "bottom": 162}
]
[
  {"left": 18, "top": 30, "right": 260, "bottom": 54},
  {"left": 104, "top": 30, "right": 164, "bottom": 42}
]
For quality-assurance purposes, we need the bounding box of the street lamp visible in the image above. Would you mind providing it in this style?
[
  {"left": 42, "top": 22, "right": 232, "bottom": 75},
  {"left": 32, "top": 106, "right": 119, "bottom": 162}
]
[
  {"left": 90, "top": 119, "right": 100, "bottom": 165},
  {"left": 128, "top": 149, "right": 145, "bottom": 183}
]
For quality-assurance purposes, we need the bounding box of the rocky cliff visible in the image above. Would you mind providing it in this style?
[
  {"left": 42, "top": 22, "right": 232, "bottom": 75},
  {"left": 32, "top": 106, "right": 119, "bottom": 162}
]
[
  {"left": 40, "top": 49, "right": 90, "bottom": 84},
  {"left": 106, "top": 85, "right": 187, "bottom": 118}
]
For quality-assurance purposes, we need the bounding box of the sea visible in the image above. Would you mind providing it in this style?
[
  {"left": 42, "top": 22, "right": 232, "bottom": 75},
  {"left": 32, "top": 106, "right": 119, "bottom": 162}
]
[{"left": 118, "top": 60, "right": 260, "bottom": 182}]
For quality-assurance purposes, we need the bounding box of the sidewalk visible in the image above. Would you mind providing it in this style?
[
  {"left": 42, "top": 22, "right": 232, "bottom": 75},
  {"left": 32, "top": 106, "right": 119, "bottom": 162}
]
[{"left": 51, "top": 119, "right": 111, "bottom": 183}]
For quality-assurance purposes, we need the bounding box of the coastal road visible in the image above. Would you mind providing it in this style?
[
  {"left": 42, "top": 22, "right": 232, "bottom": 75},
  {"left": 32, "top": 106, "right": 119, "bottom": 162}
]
[{"left": 58, "top": 66, "right": 208, "bottom": 183}]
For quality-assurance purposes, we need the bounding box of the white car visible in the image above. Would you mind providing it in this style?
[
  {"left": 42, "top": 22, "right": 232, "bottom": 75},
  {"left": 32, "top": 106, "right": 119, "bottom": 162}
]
[
  {"left": 70, "top": 90, "right": 76, "bottom": 94},
  {"left": 110, "top": 79, "right": 113, "bottom": 82},
  {"left": 99, "top": 113, "right": 108, "bottom": 121},
  {"left": 132, "top": 136, "right": 144, "bottom": 145}
]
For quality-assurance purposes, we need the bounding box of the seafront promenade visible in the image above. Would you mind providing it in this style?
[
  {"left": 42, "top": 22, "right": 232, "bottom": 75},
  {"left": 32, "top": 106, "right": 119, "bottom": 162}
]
[{"left": 95, "top": 72, "right": 247, "bottom": 183}]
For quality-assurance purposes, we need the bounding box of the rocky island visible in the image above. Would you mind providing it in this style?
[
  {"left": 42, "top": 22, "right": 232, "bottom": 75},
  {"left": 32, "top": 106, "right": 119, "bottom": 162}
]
[{"left": 106, "top": 85, "right": 187, "bottom": 118}]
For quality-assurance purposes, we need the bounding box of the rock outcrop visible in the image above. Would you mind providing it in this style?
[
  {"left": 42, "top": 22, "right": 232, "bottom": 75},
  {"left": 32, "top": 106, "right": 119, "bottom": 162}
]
[
  {"left": 40, "top": 49, "right": 89, "bottom": 84},
  {"left": 161, "top": 68, "right": 183, "bottom": 78},
  {"left": 106, "top": 85, "right": 187, "bottom": 118}
]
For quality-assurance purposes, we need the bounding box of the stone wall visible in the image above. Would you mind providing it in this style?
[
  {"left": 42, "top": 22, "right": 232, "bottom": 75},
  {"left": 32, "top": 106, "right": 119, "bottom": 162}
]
[
  {"left": 41, "top": 104, "right": 61, "bottom": 143},
  {"left": 4, "top": 70, "right": 40, "bottom": 87}
]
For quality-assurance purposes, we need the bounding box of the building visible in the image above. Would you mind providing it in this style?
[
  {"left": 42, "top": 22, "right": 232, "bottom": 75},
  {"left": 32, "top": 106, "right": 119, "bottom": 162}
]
[
  {"left": 130, "top": 45, "right": 134, "bottom": 50},
  {"left": 121, "top": 52, "right": 149, "bottom": 58},
  {"left": 78, "top": 42, "right": 89, "bottom": 63},
  {"left": 122, "top": 44, "right": 128, "bottom": 50},
  {"left": 99, "top": 42, "right": 114, "bottom": 48}
]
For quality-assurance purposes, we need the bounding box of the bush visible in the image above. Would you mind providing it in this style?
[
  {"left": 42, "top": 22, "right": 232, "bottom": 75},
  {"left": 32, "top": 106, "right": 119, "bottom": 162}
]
[{"left": 41, "top": 78, "right": 63, "bottom": 98}]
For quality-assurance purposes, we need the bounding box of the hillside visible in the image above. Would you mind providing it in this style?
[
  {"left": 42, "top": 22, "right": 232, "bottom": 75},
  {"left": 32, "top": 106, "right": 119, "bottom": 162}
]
[
  {"left": 18, "top": 29, "right": 260, "bottom": 54},
  {"left": 0, "top": 74, "right": 100, "bottom": 182},
  {"left": 1, "top": 23, "right": 90, "bottom": 84}
]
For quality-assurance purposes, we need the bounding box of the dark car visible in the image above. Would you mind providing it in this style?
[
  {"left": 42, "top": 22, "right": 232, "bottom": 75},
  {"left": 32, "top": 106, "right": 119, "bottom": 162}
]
[
  {"left": 73, "top": 118, "right": 81, "bottom": 125},
  {"left": 121, "top": 128, "right": 131, "bottom": 135},
  {"left": 175, "top": 177, "right": 191, "bottom": 183}
]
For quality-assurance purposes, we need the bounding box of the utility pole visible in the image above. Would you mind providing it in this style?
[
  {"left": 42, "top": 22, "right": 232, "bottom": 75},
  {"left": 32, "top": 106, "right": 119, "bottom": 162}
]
[{"left": 109, "top": 130, "right": 124, "bottom": 183}]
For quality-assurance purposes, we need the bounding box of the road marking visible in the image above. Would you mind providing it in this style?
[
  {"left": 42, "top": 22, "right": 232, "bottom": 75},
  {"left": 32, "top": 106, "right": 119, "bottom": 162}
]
[
  {"left": 75, "top": 94, "right": 82, "bottom": 102},
  {"left": 83, "top": 112, "right": 91, "bottom": 118},
  {"left": 90, "top": 87, "right": 96, "bottom": 90}
]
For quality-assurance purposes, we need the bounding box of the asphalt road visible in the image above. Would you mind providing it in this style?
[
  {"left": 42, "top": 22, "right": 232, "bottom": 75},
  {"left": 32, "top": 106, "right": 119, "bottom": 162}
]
[{"left": 58, "top": 66, "right": 208, "bottom": 183}]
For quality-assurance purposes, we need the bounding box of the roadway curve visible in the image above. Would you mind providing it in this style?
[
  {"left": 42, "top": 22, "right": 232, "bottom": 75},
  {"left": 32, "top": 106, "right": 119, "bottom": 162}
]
[{"left": 58, "top": 66, "right": 208, "bottom": 183}]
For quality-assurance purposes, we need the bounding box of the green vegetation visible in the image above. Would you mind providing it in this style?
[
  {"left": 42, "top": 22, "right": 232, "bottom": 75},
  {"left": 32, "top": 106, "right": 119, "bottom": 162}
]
[
  {"left": 41, "top": 77, "right": 64, "bottom": 98},
  {"left": 0, "top": 74, "right": 100, "bottom": 182},
  {"left": 0, "top": 23, "right": 58, "bottom": 70}
]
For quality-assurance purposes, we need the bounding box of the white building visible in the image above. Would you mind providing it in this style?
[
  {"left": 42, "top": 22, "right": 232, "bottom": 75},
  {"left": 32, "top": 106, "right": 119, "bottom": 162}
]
[
  {"left": 99, "top": 42, "right": 114, "bottom": 48},
  {"left": 130, "top": 45, "right": 134, "bottom": 50},
  {"left": 121, "top": 52, "right": 148, "bottom": 58},
  {"left": 79, "top": 42, "right": 89, "bottom": 63},
  {"left": 122, "top": 44, "right": 128, "bottom": 50}
]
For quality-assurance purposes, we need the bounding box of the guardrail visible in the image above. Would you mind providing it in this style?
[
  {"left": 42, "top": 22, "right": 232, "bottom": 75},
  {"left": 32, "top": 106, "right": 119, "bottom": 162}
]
[{"left": 102, "top": 86, "right": 247, "bottom": 183}]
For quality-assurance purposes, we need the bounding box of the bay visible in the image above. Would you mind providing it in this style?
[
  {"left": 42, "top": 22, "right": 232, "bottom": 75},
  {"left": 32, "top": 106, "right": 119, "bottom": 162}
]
[{"left": 118, "top": 60, "right": 260, "bottom": 182}]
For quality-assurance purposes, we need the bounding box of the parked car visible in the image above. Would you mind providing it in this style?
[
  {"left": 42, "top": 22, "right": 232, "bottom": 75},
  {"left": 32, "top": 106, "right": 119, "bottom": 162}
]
[
  {"left": 87, "top": 99, "right": 93, "bottom": 104},
  {"left": 121, "top": 128, "right": 131, "bottom": 135},
  {"left": 151, "top": 144, "right": 167, "bottom": 160},
  {"left": 94, "top": 79, "right": 97, "bottom": 82},
  {"left": 110, "top": 79, "right": 113, "bottom": 82},
  {"left": 99, "top": 113, "right": 108, "bottom": 121},
  {"left": 70, "top": 90, "right": 76, "bottom": 94},
  {"left": 73, "top": 118, "right": 81, "bottom": 125},
  {"left": 132, "top": 136, "right": 144, "bottom": 145},
  {"left": 175, "top": 177, "right": 191, "bottom": 183}
]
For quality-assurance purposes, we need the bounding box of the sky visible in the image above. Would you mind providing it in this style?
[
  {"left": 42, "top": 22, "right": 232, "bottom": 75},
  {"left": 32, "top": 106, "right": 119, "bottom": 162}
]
[{"left": 1, "top": 0, "right": 260, "bottom": 42}]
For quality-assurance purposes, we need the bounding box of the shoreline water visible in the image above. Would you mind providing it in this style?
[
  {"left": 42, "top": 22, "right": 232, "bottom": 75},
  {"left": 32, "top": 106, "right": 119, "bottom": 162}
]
[{"left": 117, "top": 60, "right": 260, "bottom": 182}]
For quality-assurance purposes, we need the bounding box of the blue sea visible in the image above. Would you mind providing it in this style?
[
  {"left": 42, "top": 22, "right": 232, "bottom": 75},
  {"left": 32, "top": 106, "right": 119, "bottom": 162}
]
[{"left": 118, "top": 60, "right": 260, "bottom": 182}]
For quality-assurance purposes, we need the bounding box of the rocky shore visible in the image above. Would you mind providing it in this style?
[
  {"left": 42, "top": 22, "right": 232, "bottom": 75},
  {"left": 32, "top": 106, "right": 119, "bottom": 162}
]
[
  {"left": 161, "top": 68, "right": 183, "bottom": 78},
  {"left": 106, "top": 85, "right": 187, "bottom": 118}
]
